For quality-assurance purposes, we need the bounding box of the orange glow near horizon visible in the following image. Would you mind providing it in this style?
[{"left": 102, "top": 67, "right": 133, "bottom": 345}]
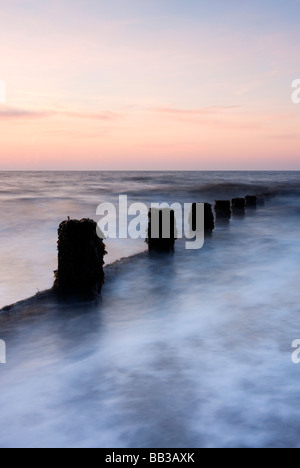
[{"left": 1, "top": 1, "right": 300, "bottom": 170}]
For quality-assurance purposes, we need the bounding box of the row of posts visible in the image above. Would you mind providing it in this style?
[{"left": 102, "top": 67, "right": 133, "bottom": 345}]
[{"left": 53, "top": 195, "right": 258, "bottom": 297}]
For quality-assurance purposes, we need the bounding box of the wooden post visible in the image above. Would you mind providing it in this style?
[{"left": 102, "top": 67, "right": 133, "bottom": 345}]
[
  {"left": 146, "top": 208, "right": 176, "bottom": 252},
  {"left": 214, "top": 200, "right": 231, "bottom": 219},
  {"left": 232, "top": 198, "right": 246, "bottom": 215},
  {"left": 54, "top": 218, "right": 106, "bottom": 296},
  {"left": 190, "top": 202, "right": 215, "bottom": 233},
  {"left": 245, "top": 195, "right": 257, "bottom": 208}
]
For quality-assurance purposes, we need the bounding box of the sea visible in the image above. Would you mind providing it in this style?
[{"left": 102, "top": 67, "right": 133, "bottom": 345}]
[{"left": 0, "top": 171, "right": 300, "bottom": 448}]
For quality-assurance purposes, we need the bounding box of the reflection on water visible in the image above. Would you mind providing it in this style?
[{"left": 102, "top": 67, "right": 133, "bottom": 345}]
[{"left": 1, "top": 179, "right": 300, "bottom": 447}]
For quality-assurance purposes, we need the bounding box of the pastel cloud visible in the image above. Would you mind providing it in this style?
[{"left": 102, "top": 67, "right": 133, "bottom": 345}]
[
  {"left": 0, "top": 0, "right": 300, "bottom": 169},
  {"left": 153, "top": 106, "right": 242, "bottom": 115},
  {"left": 0, "top": 108, "right": 50, "bottom": 119},
  {"left": 0, "top": 106, "right": 119, "bottom": 121}
]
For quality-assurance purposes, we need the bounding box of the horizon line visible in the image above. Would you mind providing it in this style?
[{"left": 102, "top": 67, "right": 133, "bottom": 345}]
[{"left": 1, "top": 169, "right": 300, "bottom": 173}]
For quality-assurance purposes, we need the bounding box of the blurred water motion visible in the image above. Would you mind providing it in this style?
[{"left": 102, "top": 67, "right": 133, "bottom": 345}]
[{"left": 0, "top": 171, "right": 300, "bottom": 447}]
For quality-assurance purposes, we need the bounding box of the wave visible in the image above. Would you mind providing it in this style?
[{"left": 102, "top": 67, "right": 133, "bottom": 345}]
[{"left": 0, "top": 251, "right": 148, "bottom": 315}]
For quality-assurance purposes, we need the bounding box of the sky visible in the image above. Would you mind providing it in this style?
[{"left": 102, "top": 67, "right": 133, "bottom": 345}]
[{"left": 0, "top": 0, "right": 300, "bottom": 170}]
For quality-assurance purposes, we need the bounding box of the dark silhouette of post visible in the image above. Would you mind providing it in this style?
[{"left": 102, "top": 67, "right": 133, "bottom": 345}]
[
  {"left": 146, "top": 208, "right": 176, "bottom": 252},
  {"left": 54, "top": 218, "right": 106, "bottom": 296},
  {"left": 214, "top": 200, "right": 231, "bottom": 219},
  {"left": 232, "top": 198, "right": 246, "bottom": 215},
  {"left": 190, "top": 202, "right": 215, "bottom": 233},
  {"left": 245, "top": 195, "right": 257, "bottom": 208}
]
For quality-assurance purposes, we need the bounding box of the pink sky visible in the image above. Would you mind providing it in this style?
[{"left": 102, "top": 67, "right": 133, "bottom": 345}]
[{"left": 1, "top": 0, "right": 300, "bottom": 170}]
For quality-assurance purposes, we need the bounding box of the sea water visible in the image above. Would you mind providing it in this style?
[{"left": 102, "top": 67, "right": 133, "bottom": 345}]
[{"left": 0, "top": 171, "right": 300, "bottom": 447}]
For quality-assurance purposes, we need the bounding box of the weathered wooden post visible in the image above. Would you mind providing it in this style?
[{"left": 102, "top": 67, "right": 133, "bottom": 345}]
[
  {"left": 214, "top": 200, "right": 231, "bottom": 219},
  {"left": 232, "top": 197, "right": 246, "bottom": 215},
  {"left": 245, "top": 195, "right": 257, "bottom": 208},
  {"left": 53, "top": 218, "right": 106, "bottom": 296},
  {"left": 190, "top": 202, "right": 215, "bottom": 233},
  {"left": 146, "top": 208, "right": 176, "bottom": 252}
]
